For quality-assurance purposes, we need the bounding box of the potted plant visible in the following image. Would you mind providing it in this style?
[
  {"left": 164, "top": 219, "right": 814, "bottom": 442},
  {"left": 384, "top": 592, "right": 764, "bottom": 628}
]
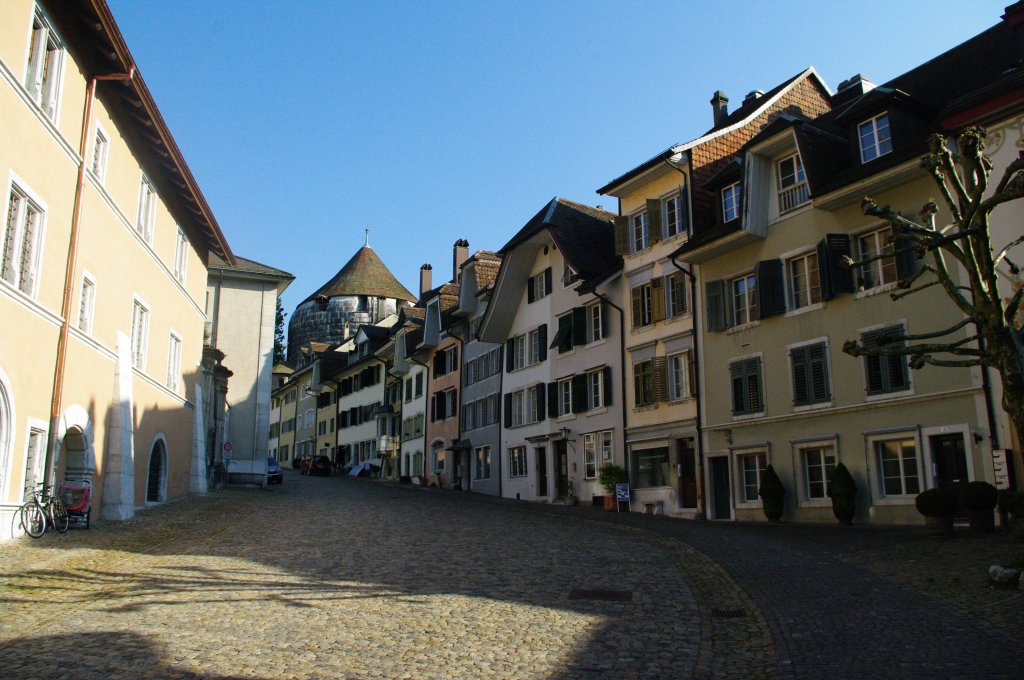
[
  {"left": 915, "top": 487, "right": 957, "bottom": 537},
  {"left": 598, "top": 463, "right": 627, "bottom": 511},
  {"left": 827, "top": 462, "right": 857, "bottom": 525},
  {"left": 758, "top": 465, "right": 785, "bottom": 522},
  {"left": 964, "top": 481, "right": 998, "bottom": 532}
]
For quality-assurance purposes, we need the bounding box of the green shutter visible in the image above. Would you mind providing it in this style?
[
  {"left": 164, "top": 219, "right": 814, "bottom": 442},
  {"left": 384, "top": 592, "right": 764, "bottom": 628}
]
[
  {"left": 572, "top": 306, "right": 588, "bottom": 346},
  {"left": 614, "top": 216, "right": 629, "bottom": 255},
  {"left": 756, "top": 259, "right": 785, "bottom": 318},
  {"left": 544, "top": 268, "right": 553, "bottom": 296},
  {"left": 548, "top": 382, "right": 559, "bottom": 418},
  {"left": 652, "top": 357, "right": 668, "bottom": 403},
  {"left": 535, "top": 384, "right": 546, "bottom": 421},
  {"left": 572, "top": 374, "right": 588, "bottom": 412},
  {"left": 791, "top": 346, "right": 810, "bottom": 405},
  {"left": 706, "top": 280, "right": 726, "bottom": 332},
  {"left": 631, "top": 286, "right": 643, "bottom": 329},
  {"left": 538, "top": 324, "right": 548, "bottom": 362},
  {"left": 646, "top": 198, "right": 663, "bottom": 244},
  {"left": 603, "top": 366, "right": 613, "bottom": 406}
]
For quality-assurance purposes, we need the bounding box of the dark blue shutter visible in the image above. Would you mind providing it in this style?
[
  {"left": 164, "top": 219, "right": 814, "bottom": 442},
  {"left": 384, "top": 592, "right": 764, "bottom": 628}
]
[
  {"left": 504, "top": 393, "right": 512, "bottom": 427},
  {"left": 601, "top": 300, "right": 609, "bottom": 337},
  {"left": 547, "top": 382, "right": 559, "bottom": 418},
  {"left": 538, "top": 324, "right": 547, "bottom": 362},
  {"left": 894, "top": 233, "right": 920, "bottom": 281},
  {"left": 505, "top": 339, "right": 514, "bottom": 372},
  {"left": 756, "top": 259, "right": 785, "bottom": 318},
  {"left": 572, "top": 306, "right": 587, "bottom": 346},
  {"left": 791, "top": 346, "right": 810, "bottom": 405},
  {"left": 572, "top": 374, "right": 587, "bottom": 413},
  {"left": 818, "top": 234, "right": 854, "bottom": 299},
  {"left": 535, "top": 384, "right": 546, "bottom": 421},
  {"left": 544, "top": 268, "right": 552, "bottom": 296},
  {"left": 603, "top": 366, "right": 613, "bottom": 406}
]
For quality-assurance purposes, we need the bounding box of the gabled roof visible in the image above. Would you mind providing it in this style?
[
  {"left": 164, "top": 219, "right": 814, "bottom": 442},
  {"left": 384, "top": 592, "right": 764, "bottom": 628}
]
[
  {"left": 303, "top": 245, "right": 416, "bottom": 305},
  {"left": 208, "top": 253, "right": 294, "bottom": 281},
  {"left": 462, "top": 250, "right": 502, "bottom": 293}
]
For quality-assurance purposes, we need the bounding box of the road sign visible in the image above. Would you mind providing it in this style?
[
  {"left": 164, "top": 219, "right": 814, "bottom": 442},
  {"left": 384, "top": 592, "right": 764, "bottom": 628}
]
[{"left": 223, "top": 442, "right": 233, "bottom": 452}]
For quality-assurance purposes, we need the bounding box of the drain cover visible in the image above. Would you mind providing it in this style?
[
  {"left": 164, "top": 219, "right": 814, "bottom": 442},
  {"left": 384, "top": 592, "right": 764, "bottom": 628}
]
[
  {"left": 711, "top": 608, "right": 746, "bottom": 619},
  {"left": 568, "top": 589, "right": 632, "bottom": 602}
]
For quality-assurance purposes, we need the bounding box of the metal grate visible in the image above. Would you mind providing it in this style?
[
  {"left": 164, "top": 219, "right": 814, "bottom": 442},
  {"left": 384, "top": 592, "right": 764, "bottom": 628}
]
[
  {"left": 711, "top": 608, "right": 746, "bottom": 619},
  {"left": 569, "top": 589, "right": 632, "bottom": 602}
]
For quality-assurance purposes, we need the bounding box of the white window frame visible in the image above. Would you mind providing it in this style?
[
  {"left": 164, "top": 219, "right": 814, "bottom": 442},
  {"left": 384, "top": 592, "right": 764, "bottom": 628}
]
[
  {"left": 77, "top": 271, "right": 96, "bottom": 335},
  {"left": 130, "top": 295, "right": 150, "bottom": 370},
  {"left": 474, "top": 445, "right": 491, "bottom": 480},
  {"left": 589, "top": 302, "right": 603, "bottom": 342},
  {"left": 787, "top": 249, "right": 821, "bottom": 310},
  {"left": 528, "top": 328, "right": 542, "bottom": 365},
  {"left": 511, "top": 389, "right": 525, "bottom": 427},
  {"left": 137, "top": 175, "right": 157, "bottom": 244},
  {"left": 776, "top": 152, "right": 809, "bottom": 213},
  {"left": 869, "top": 432, "right": 922, "bottom": 504},
  {"left": 735, "top": 448, "right": 768, "bottom": 506},
  {"left": 859, "top": 320, "right": 914, "bottom": 400},
  {"left": 91, "top": 123, "right": 109, "bottom": 183},
  {"left": 24, "top": 6, "right": 65, "bottom": 121},
  {"left": 583, "top": 432, "right": 598, "bottom": 479},
  {"left": 587, "top": 368, "right": 605, "bottom": 410},
  {"left": 731, "top": 273, "right": 756, "bottom": 326},
  {"left": 432, "top": 440, "right": 446, "bottom": 473},
  {"left": 513, "top": 334, "right": 527, "bottom": 370},
  {"left": 668, "top": 272, "right": 689, "bottom": 318},
  {"left": 795, "top": 440, "right": 837, "bottom": 505},
  {"left": 859, "top": 113, "right": 892, "bottom": 163},
  {"left": 558, "top": 378, "right": 572, "bottom": 417},
  {"left": 3, "top": 177, "right": 47, "bottom": 298},
  {"left": 530, "top": 270, "right": 548, "bottom": 299},
  {"left": 509, "top": 446, "right": 527, "bottom": 478},
  {"left": 663, "top": 191, "right": 684, "bottom": 239},
  {"left": 631, "top": 209, "right": 649, "bottom": 253},
  {"left": 722, "top": 182, "right": 741, "bottom": 222},
  {"left": 166, "top": 331, "right": 182, "bottom": 391},
  {"left": 668, "top": 351, "right": 691, "bottom": 402},
  {"left": 22, "top": 421, "right": 48, "bottom": 503},
  {"left": 855, "top": 226, "right": 897, "bottom": 292},
  {"left": 173, "top": 226, "right": 189, "bottom": 285}
]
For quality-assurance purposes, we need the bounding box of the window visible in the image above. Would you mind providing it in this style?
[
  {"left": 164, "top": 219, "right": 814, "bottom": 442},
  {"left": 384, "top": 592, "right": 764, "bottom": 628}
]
[
  {"left": 432, "top": 441, "right": 446, "bottom": 473},
  {"left": 512, "top": 390, "right": 524, "bottom": 426},
  {"left": 738, "top": 451, "right": 768, "bottom": 503},
  {"left": 404, "top": 378, "right": 412, "bottom": 402},
  {"left": 802, "top": 445, "right": 836, "bottom": 500},
  {"left": 513, "top": 334, "right": 526, "bottom": 370},
  {"left": 631, "top": 282, "right": 653, "bottom": 328},
  {"left": 587, "top": 369, "right": 605, "bottom": 410},
  {"left": 173, "top": 227, "right": 189, "bottom": 284},
  {"left": 668, "top": 351, "right": 692, "bottom": 401},
  {"left": 583, "top": 430, "right": 613, "bottom": 479},
  {"left": 777, "top": 153, "right": 809, "bottom": 212},
  {"left": 790, "top": 342, "right": 830, "bottom": 406},
  {"left": 23, "top": 428, "right": 46, "bottom": 502},
  {"left": 130, "top": 298, "right": 150, "bottom": 370},
  {"left": 859, "top": 113, "right": 892, "bottom": 163},
  {"left": 631, "top": 210, "right": 649, "bottom": 253},
  {"left": 634, "top": 360, "right": 653, "bottom": 407},
  {"left": 527, "top": 268, "right": 551, "bottom": 302},
  {"left": 166, "top": 333, "right": 182, "bottom": 391},
  {"left": 731, "top": 274, "right": 757, "bottom": 326},
  {"left": 589, "top": 303, "right": 603, "bottom": 342},
  {"left": 91, "top": 126, "right": 109, "bottom": 182},
  {"left": 78, "top": 274, "right": 96, "bottom": 334},
  {"left": 562, "top": 262, "right": 579, "bottom": 287},
  {"left": 317, "top": 421, "right": 326, "bottom": 436},
  {"left": 730, "top": 357, "right": 763, "bottom": 415},
  {"left": 558, "top": 378, "right": 573, "bottom": 417},
  {"left": 25, "top": 7, "right": 64, "bottom": 120},
  {"left": 861, "top": 326, "right": 910, "bottom": 396},
  {"left": 663, "top": 193, "right": 684, "bottom": 238},
  {"left": 474, "top": 446, "right": 491, "bottom": 480},
  {"left": 431, "top": 388, "right": 457, "bottom": 421},
  {"left": 856, "top": 227, "right": 897, "bottom": 290},
  {"left": 633, "top": 446, "right": 670, "bottom": 488},
  {"left": 787, "top": 251, "right": 820, "bottom": 309},
  {"left": 528, "top": 328, "right": 542, "bottom": 365},
  {"left": 137, "top": 176, "right": 157, "bottom": 244},
  {"left": 668, "top": 273, "right": 688, "bottom": 317},
  {"left": 875, "top": 438, "right": 920, "bottom": 498},
  {"left": 722, "top": 182, "right": 742, "bottom": 222},
  {"left": 2, "top": 184, "right": 44, "bottom": 296},
  {"left": 414, "top": 371, "right": 423, "bottom": 397},
  {"left": 509, "top": 446, "right": 527, "bottom": 478}
]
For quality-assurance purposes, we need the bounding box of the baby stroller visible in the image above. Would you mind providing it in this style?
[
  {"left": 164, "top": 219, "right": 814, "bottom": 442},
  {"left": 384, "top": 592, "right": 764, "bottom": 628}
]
[{"left": 59, "top": 480, "right": 92, "bottom": 529}]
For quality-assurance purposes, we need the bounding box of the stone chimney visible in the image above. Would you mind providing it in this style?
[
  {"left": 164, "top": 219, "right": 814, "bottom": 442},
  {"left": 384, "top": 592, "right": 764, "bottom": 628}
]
[
  {"left": 419, "top": 264, "right": 432, "bottom": 297},
  {"left": 743, "top": 90, "right": 764, "bottom": 106},
  {"left": 832, "top": 74, "right": 876, "bottom": 108},
  {"left": 453, "top": 239, "right": 469, "bottom": 283},
  {"left": 711, "top": 91, "right": 729, "bottom": 127}
]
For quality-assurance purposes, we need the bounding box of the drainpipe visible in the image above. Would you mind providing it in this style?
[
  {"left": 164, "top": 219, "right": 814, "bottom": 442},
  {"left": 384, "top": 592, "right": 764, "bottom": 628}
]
[
  {"left": 671, "top": 254, "right": 705, "bottom": 517},
  {"left": 45, "top": 68, "right": 134, "bottom": 489},
  {"left": 591, "top": 284, "right": 628, "bottom": 496}
]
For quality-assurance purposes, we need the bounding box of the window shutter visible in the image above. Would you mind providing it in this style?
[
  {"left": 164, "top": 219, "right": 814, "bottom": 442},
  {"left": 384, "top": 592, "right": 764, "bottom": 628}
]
[
  {"left": 646, "top": 198, "right": 663, "bottom": 244},
  {"left": 535, "top": 384, "right": 546, "bottom": 421},
  {"left": 756, "top": 259, "right": 785, "bottom": 318},
  {"left": 547, "top": 382, "right": 559, "bottom": 418},
  {"left": 603, "top": 366, "right": 613, "bottom": 406},
  {"left": 631, "top": 286, "right": 643, "bottom": 329},
  {"left": 613, "top": 216, "right": 629, "bottom": 255},
  {"left": 651, "top": 277, "right": 667, "bottom": 322},
  {"left": 553, "top": 313, "right": 572, "bottom": 351},
  {"left": 679, "top": 181, "right": 690, "bottom": 234},
  {"left": 572, "top": 306, "right": 587, "bottom": 346},
  {"left": 433, "top": 352, "right": 443, "bottom": 378},
  {"left": 633, "top": 365, "right": 643, "bottom": 407},
  {"left": 671, "top": 273, "right": 687, "bottom": 315},
  {"left": 452, "top": 345, "right": 459, "bottom": 365},
  {"left": 686, "top": 351, "right": 696, "bottom": 398},
  {"left": 652, "top": 357, "right": 668, "bottom": 403},
  {"left": 527, "top": 275, "right": 536, "bottom": 303},
  {"left": 538, "top": 324, "right": 548, "bottom": 362},
  {"left": 544, "top": 268, "right": 553, "bottom": 296},
  {"left": 601, "top": 300, "right": 609, "bottom": 337},
  {"left": 430, "top": 394, "right": 438, "bottom": 422},
  {"left": 706, "top": 280, "right": 726, "bottom": 332},
  {"left": 818, "top": 234, "right": 855, "bottom": 299},
  {"left": 505, "top": 339, "right": 515, "bottom": 372},
  {"left": 746, "top": 358, "right": 762, "bottom": 412},
  {"left": 809, "top": 343, "right": 829, "bottom": 402},
  {"left": 572, "top": 374, "right": 588, "bottom": 412},
  {"left": 791, "top": 346, "right": 809, "bottom": 405},
  {"left": 504, "top": 393, "right": 513, "bottom": 427},
  {"left": 894, "top": 233, "right": 920, "bottom": 281}
]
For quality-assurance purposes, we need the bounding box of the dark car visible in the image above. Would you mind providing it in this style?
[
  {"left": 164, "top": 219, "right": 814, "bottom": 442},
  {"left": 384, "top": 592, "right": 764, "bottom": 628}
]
[
  {"left": 303, "top": 455, "right": 332, "bottom": 477},
  {"left": 267, "top": 457, "right": 283, "bottom": 484}
]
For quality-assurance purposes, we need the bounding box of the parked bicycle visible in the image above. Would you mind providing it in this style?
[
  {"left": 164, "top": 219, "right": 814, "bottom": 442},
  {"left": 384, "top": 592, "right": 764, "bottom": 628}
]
[{"left": 19, "top": 482, "right": 69, "bottom": 538}]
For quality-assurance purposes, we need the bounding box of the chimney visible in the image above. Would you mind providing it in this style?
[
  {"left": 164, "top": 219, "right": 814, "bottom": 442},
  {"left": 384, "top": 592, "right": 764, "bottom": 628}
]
[
  {"left": 832, "top": 74, "right": 876, "bottom": 108},
  {"left": 743, "top": 90, "right": 764, "bottom": 106},
  {"left": 710, "top": 90, "right": 729, "bottom": 127},
  {"left": 419, "top": 264, "right": 433, "bottom": 297},
  {"left": 453, "top": 239, "right": 469, "bottom": 283}
]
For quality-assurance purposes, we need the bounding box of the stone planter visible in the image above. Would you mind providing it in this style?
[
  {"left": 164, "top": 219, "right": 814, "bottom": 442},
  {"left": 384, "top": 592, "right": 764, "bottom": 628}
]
[{"left": 924, "top": 515, "right": 954, "bottom": 538}]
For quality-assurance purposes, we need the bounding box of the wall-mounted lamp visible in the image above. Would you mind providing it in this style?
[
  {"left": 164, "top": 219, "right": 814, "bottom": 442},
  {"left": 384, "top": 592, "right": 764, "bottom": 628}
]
[{"left": 559, "top": 427, "right": 575, "bottom": 442}]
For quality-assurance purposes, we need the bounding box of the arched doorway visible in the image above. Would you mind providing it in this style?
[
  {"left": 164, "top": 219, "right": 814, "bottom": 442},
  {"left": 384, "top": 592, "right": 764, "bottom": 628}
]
[
  {"left": 0, "top": 376, "right": 10, "bottom": 500},
  {"left": 147, "top": 440, "right": 167, "bottom": 503},
  {"left": 62, "top": 427, "right": 93, "bottom": 481}
]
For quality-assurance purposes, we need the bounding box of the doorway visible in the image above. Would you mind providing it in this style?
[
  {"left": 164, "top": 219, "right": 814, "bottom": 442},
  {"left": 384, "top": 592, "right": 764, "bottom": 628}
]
[
  {"left": 536, "top": 446, "right": 548, "bottom": 497},
  {"left": 147, "top": 440, "right": 166, "bottom": 503},
  {"left": 709, "top": 456, "right": 731, "bottom": 519},
  {"left": 931, "top": 433, "right": 969, "bottom": 517},
  {"left": 555, "top": 440, "right": 569, "bottom": 498},
  {"left": 678, "top": 439, "right": 698, "bottom": 509}
]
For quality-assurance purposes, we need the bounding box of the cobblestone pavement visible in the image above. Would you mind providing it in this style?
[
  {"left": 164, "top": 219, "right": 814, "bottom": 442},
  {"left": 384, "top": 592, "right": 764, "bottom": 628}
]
[{"left": 1, "top": 474, "right": 1022, "bottom": 679}]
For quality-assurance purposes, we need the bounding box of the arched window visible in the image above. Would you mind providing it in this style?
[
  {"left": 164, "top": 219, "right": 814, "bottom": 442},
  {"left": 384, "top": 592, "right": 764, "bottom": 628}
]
[
  {"left": 0, "top": 379, "right": 10, "bottom": 500},
  {"left": 147, "top": 439, "right": 167, "bottom": 503}
]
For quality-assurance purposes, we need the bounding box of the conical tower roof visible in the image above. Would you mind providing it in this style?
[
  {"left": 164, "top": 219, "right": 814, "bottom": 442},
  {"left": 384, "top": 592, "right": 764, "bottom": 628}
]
[{"left": 302, "top": 245, "right": 416, "bottom": 305}]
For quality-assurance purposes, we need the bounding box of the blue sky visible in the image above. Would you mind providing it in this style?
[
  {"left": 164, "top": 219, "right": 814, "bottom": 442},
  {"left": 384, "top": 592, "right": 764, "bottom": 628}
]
[{"left": 106, "top": 0, "right": 1006, "bottom": 318}]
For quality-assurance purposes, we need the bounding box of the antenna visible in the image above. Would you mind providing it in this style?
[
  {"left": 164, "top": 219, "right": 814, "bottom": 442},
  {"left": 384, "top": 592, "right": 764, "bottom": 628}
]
[{"left": 364, "top": 228, "right": 369, "bottom": 247}]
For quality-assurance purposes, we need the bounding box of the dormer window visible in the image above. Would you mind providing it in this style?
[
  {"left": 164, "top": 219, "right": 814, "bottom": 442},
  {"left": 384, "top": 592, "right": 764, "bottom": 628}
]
[
  {"left": 777, "top": 153, "right": 809, "bottom": 213},
  {"left": 722, "top": 182, "right": 742, "bottom": 222},
  {"left": 858, "top": 113, "right": 892, "bottom": 163}
]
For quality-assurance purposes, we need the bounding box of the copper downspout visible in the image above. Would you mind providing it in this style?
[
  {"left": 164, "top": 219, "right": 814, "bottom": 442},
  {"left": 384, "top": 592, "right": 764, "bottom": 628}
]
[{"left": 45, "top": 69, "right": 134, "bottom": 487}]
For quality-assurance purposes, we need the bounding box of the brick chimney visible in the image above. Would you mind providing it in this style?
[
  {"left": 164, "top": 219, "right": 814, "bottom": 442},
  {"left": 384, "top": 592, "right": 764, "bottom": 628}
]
[
  {"left": 711, "top": 91, "right": 729, "bottom": 127},
  {"left": 419, "top": 264, "right": 432, "bottom": 297},
  {"left": 453, "top": 239, "right": 469, "bottom": 283}
]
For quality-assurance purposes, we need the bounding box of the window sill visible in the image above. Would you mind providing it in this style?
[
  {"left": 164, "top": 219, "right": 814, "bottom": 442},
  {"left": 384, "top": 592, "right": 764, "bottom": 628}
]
[
  {"left": 872, "top": 496, "right": 915, "bottom": 506},
  {"left": 798, "top": 499, "right": 832, "bottom": 508},
  {"left": 731, "top": 411, "right": 766, "bottom": 422},
  {"left": 784, "top": 302, "right": 824, "bottom": 318},
  {"left": 865, "top": 389, "right": 914, "bottom": 403},
  {"left": 726, "top": 320, "right": 761, "bottom": 335},
  {"left": 855, "top": 282, "right": 898, "bottom": 300},
  {"left": 666, "top": 312, "right": 692, "bottom": 323},
  {"left": 556, "top": 414, "right": 576, "bottom": 423},
  {"left": 588, "top": 337, "right": 608, "bottom": 349},
  {"left": 633, "top": 404, "right": 658, "bottom": 413},
  {"left": 793, "top": 401, "right": 832, "bottom": 413},
  {"left": 668, "top": 396, "right": 696, "bottom": 405},
  {"left": 735, "top": 500, "right": 762, "bottom": 509},
  {"left": 630, "top": 324, "right": 656, "bottom": 335},
  {"left": 585, "top": 406, "right": 609, "bottom": 417}
]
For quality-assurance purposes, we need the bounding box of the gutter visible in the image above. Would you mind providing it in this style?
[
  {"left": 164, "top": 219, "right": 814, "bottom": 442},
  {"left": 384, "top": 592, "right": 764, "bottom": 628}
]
[
  {"left": 671, "top": 254, "right": 706, "bottom": 518},
  {"left": 590, "top": 284, "right": 629, "bottom": 499}
]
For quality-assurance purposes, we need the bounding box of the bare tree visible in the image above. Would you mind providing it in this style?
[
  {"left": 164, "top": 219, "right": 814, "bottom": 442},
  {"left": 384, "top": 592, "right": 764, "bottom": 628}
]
[{"left": 842, "top": 127, "right": 1024, "bottom": 443}]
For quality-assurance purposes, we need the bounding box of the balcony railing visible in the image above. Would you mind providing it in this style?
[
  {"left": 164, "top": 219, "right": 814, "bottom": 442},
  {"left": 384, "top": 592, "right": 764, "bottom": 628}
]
[{"left": 778, "top": 181, "right": 810, "bottom": 214}]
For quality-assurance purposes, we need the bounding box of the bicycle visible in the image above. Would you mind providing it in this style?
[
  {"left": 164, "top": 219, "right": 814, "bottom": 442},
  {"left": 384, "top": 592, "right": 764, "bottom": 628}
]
[{"left": 19, "top": 483, "right": 69, "bottom": 538}]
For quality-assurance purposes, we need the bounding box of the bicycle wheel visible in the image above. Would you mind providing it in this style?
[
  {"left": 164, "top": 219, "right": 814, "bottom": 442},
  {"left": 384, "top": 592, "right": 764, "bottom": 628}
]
[
  {"left": 20, "top": 501, "right": 46, "bottom": 538},
  {"left": 51, "top": 498, "right": 69, "bottom": 533}
]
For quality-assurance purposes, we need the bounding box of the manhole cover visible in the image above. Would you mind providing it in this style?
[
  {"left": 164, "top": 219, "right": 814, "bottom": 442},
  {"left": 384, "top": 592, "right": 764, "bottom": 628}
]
[
  {"left": 568, "top": 589, "right": 632, "bottom": 602},
  {"left": 711, "top": 608, "right": 746, "bottom": 619}
]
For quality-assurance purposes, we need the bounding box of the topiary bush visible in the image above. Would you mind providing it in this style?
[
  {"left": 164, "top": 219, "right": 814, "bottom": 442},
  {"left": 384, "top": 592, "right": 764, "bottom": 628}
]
[
  {"left": 758, "top": 464, "right": 786, "bottom": 522},
  {"left": 915, "top": 488, "right": 958, "bottom": 518},
  {"left": 827, "top": 463, "right": 857, "bottom": 525},
  {"left": 964, "top": 481, "right": 998, "bottom": 512}
]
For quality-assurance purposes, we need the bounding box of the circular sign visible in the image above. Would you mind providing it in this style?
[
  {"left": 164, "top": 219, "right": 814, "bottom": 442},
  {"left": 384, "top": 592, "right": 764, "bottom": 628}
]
[{"left": 223, "top": 442, "right": 233, "bottom": 452}]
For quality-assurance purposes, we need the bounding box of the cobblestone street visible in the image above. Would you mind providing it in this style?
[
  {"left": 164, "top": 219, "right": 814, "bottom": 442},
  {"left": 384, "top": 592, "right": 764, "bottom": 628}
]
[{"left": 1, "top": 472, "right": 1022, "bottom": 679}]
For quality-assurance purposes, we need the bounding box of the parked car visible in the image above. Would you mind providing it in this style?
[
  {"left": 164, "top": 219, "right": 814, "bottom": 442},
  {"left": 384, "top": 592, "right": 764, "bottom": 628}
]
[
  {"left": 267, "top": 457, "right": 283, "bottom": 484},
  {"left": 308, "top": 455, "right": 332, "bottom": 476}
]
